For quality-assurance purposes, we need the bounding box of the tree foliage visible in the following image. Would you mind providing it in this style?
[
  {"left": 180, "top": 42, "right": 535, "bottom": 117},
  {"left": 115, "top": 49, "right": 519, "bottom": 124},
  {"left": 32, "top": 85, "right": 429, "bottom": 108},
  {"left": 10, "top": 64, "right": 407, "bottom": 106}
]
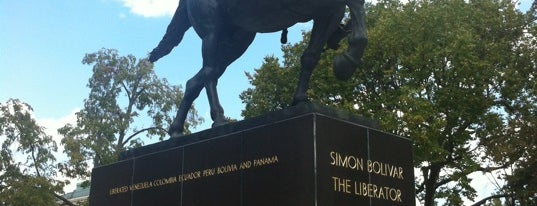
[
  {"left": 240, "top": 0, "right": 537, "bottom": 205},
  {"left": 0, "top": 99, "right": 66, "bottom": 206},
  {"left": 58, "top": 48, "right": 203, "bottom": 179}
]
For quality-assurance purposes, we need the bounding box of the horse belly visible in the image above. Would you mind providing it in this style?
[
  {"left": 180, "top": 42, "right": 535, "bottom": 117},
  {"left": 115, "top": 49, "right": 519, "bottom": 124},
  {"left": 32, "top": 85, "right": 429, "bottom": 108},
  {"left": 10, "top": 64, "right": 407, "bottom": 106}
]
[
  {"left": 233, "top": 11, "right": 309, "bottom": 33},
  {"left": 225, "top": 0, "right": 334, "bottom": 32}
]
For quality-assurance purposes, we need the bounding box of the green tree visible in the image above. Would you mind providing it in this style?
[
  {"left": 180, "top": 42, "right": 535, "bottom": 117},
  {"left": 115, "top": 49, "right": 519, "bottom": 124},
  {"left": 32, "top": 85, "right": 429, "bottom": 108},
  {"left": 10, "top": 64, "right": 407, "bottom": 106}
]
[
  {"left": 58, "top": 49, "right": 203, "bottom": 179},
  {"left": 484, "top": 2, "right": 537, "bottom": 205},
  {"left": 241, "top": 0, "right": 537, "bottom": 205},
  {"left": 0, "top": 99, "right": 74, "bottom": 206}
]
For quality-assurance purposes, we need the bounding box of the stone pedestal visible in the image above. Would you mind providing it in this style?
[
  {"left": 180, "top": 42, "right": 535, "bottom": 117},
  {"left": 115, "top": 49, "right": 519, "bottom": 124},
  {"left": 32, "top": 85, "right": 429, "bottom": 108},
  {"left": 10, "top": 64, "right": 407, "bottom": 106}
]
[{"left": 89, "top": 103, "right": 415, "bottom": 206}]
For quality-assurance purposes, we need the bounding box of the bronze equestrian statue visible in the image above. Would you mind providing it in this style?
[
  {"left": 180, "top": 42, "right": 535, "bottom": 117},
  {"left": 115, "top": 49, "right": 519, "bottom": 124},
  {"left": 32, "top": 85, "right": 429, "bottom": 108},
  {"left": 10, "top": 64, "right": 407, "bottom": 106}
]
[{"left": 149, "top": 0, "right": 367, "bottom": 138}]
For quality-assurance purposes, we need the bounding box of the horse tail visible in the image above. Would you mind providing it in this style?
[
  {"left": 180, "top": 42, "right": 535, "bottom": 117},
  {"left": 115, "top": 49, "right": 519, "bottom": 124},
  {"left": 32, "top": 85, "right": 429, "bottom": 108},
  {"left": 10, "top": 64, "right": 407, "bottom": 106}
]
[{"left": 149, "top": 0, "right": 191, "bottom": 63}]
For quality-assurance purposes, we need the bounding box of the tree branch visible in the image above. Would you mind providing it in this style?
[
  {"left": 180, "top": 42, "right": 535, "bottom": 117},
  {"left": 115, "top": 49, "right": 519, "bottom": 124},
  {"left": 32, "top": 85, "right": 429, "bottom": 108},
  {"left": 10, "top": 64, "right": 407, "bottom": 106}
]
[
  {"left": 478, "top": 164, "right": 511, "bottom": 173},
  {"left": 434, "top": 163, "right": 512, "bottom": 189},
  {"left": 470, "top": 194, "right": 513, "bottom": 206},
  {"left": 31, "top": 145, "right": 77, "bottom": 206},
  {"left": 120, "top": 81, "right": 131, "bottom": 101},
  {"left": 121, "top": 126, "right": 167, "bottom": 146},
  {"left": 30, "top": 145, "right": 42, "bottom": 177},
  {"left": 54, "top": 192, "right": 77, "bottom": 206}
]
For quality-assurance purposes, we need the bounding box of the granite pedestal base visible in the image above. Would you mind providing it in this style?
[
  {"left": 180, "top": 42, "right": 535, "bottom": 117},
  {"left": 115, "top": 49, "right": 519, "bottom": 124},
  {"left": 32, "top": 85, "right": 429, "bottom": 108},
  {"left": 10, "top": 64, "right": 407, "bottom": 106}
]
[{"left": 89, "top": 103, "right": 415, "bottom": 205}]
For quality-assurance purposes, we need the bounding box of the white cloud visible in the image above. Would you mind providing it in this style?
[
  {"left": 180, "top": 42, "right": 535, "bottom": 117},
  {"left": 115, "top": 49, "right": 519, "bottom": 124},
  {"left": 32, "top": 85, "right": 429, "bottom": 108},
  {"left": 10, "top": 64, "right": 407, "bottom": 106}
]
[
  {"left": 36, "top": 109, "right": 81, "bottom": 193},
  {"left": 38, "top": 109, "right": 79, "bottom": 152},
  {"left": 120, "top": 0, "right": 179, "bottom": 17}
]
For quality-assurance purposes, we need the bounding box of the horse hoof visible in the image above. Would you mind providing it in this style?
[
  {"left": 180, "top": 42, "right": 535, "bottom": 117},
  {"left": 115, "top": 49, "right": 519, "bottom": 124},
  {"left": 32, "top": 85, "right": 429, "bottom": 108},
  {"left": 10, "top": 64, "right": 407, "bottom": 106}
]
[
  {"left": 211, "top": 118, "right": 230, "bottom": 128},
  {"left": 333, "top": 55, "right": 358, "bottom": 81}
]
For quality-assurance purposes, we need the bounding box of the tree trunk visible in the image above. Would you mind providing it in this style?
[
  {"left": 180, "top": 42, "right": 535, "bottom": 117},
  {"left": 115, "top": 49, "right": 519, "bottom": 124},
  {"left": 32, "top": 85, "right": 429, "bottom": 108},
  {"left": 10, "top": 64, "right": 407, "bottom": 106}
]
[{"left": 424, "top": 165, "right": 441, "bottom": 206}]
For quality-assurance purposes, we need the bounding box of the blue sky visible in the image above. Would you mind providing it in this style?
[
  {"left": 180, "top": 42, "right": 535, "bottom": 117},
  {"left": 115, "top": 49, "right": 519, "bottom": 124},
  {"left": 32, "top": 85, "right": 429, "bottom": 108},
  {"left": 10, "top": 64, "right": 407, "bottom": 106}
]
[
  {"left": 0, "top": 0, "right": 307, "bottom": 132},
  {"left": 2, "top": 0, "right": 533, "bottom": 129},
  {"left": 2, "top": 0, "right": 534, "bottom": 135},
  {"left": 0, "top": 0, "right": 308, "bottom": 192}
]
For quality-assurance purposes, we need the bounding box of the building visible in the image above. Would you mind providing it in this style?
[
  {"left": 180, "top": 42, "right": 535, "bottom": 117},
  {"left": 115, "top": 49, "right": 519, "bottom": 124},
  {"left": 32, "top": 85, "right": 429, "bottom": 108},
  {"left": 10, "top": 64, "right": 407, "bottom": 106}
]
[{"left": 57, "top": 183, "right": 90, "bottom": 205}]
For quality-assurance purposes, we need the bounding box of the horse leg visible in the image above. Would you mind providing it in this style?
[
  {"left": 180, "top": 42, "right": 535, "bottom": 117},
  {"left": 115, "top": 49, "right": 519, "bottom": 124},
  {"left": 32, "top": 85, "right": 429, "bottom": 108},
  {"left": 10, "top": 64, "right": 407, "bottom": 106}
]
[
  {"left": 168, "top": 67, "right": 212, "bottom": 138},
  {"left": 169, "top": 4, "right": 256, "bottom": 136},
  {"left": 292, "top": 8, "right": 345, "bottom": 105},
  {"left": 168, "top": 0, "right": 228, "bottom": 138},
  {"left": 205, "top": 29, "right": 256, "bottom": 127},
  {"left": 168, "top": 70, "right": 204, "bottom": 138},
  {"left": 168, "top": 31, "right": 222, "bottom": 138},
  {"left": 334, "top": 0, "right": 368, "bottom": 81},
  {"left": 204, "top": 81, "right": 226, "bottom": 127}
]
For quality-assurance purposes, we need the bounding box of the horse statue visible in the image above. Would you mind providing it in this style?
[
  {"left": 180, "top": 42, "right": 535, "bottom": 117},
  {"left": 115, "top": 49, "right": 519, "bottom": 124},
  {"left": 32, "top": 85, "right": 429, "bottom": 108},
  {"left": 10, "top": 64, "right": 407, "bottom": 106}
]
[{"left": 149, "top": 0, "right": 367, "bottom": 138}]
